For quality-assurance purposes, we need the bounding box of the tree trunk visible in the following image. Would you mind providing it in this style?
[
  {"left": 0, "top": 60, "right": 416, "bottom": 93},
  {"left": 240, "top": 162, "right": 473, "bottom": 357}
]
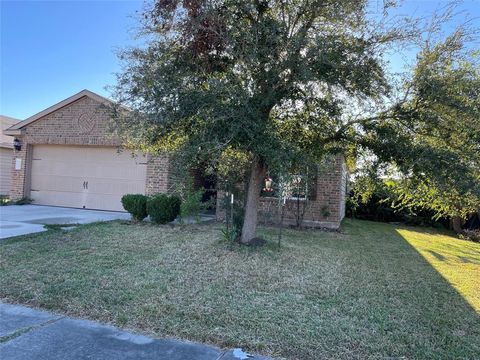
[
  {"left": 240, "top": 157, "right": 266, "bottom": 244},
  {"left": 451, "top": 215, "right": 463, "bottom": 233}
]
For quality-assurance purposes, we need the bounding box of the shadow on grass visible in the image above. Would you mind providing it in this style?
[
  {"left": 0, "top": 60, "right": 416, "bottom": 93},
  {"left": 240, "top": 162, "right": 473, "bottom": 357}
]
[
  {"left": 425, "top": 249, "right": 446, "bottom": 262},
  {"left": 388, "top": 222, "right": 480, "bottom": 313},
  {"left": 344, "top": 221, "right": 480, "bottom": 359}
]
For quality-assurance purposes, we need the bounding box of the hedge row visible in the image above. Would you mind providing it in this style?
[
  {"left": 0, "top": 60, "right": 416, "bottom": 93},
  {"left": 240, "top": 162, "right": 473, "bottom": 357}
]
[{"left": 121, "top": 194, "right": 181, "bottom": 224}]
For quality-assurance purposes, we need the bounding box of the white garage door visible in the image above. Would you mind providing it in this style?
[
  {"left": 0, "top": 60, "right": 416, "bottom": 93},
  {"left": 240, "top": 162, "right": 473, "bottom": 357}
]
[{"left": 30, "top": 145, "right": 147, "bottom": 211}]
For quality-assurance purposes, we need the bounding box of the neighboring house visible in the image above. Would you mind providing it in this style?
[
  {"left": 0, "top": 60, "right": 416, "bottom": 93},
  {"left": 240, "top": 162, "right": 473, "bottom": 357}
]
[
  {"left": 0, "top": 115, "right": 21, "bottom": 195},
  {"left": 4, "top": 89, "right": 346, "bottom": 228}
]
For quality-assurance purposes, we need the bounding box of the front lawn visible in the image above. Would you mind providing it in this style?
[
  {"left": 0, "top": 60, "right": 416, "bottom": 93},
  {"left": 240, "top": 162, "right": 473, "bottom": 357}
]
[{"left": 1, "top": 219, "right": 479, "bottom": 359}]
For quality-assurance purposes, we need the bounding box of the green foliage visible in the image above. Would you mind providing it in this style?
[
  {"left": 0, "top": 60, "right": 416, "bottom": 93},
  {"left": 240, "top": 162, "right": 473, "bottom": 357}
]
[
  {"left": 321, "top": 206, "right": 331, "bottom": 218},
  {"left": 460, "top": 230, "right": 480, "bottom": 243},
  {"left": 358, "top": 33, "right": 480, "bottom": 220},
  {"left": 217, "top": 147, "right": 250, "bottom": 192},
  {"left": 171, "top": 175, "right": 210, "bottom": 223},
  {"left": 222, "top": 191, "right": 245, "bottom": 233},
  {"left": 112, "top": 0, "right": 400, "bottom": 172},
  {"left": 220, "top": 226, "right": 238, "bottom": 242},
  {"left": 173, "top": 174, "right": 211, "bottom": 223},
  {"left": 121, "top": 194, "right": 148, "bottom": 222},
  {"left": 0, "top": 195, "right": 10, "bottom": 206},
  {"left": 348, "top": 174, "right": 448, "bottom": 227},
  {"left": 180, "top": 190, "right": 207, "bottom": 223},
  {"left": 388, "top": 179, "right": 478, "bottom": 221},
  {"left": 112, "top": 0, "right": 478, "bottom": 238},
  {"left": 147, "top": 194, "right": 181, "bottom": 224}
]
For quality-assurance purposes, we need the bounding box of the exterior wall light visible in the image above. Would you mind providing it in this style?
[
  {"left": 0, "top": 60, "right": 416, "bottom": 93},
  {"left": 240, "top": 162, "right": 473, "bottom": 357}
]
[
  {"left": 13, "top": 138, "right": 22, "bottom": 151},
  {"left": 263, "top": 177, "right": 273, "bottom": 192}
]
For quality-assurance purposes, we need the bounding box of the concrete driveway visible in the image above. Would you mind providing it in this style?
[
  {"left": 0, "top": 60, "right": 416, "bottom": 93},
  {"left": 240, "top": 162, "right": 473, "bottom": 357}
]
[
  {"left": 0, "top": 205, "right": 130, "bottom": 239},
  {"left": 0, "top": 303, "right": 269, "bottom": 360}
]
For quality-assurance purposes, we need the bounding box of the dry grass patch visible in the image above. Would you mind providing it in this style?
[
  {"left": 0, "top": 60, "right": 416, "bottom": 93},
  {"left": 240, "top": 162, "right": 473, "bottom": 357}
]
[{"left": 1, "top": 219, "right": 479, "bottom": 359}]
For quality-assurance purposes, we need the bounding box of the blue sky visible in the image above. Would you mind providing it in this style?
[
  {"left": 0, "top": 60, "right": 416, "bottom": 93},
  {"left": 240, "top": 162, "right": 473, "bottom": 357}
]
[
  {"left": 1, "top": 0, "right": 479, "bottom": 120},
  {"left": 1, "top": 0, "right": 143, "bottom": 119}
]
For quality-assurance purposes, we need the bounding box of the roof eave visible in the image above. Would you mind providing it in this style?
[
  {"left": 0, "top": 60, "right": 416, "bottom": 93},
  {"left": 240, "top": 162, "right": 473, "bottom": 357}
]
[
  {"left": 8, "top": 89, "right": 118, "bottom": 131},
  {"left": 3, "top": 129, "right": 22, "bottom": 136}
]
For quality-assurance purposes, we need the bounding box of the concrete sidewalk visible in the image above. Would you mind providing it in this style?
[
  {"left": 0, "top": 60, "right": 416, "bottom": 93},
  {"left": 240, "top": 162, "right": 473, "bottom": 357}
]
[{"left": 0, "top": 303, "right": 271, "bottom": 360}]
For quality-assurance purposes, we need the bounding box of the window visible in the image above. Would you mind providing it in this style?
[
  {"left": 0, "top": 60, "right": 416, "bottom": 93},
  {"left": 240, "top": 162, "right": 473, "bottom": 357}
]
[
  {"left": 261, "top": 169, "right": 316, "bottom": 200},
  {"left": 284, "top": 174, "right": 309, "bottom": 200}
]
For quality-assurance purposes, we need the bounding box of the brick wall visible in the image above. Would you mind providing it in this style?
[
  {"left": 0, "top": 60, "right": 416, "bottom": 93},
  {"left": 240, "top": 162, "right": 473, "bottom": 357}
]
[
  {"left": 23, "top": 97, "right": 118, "bottom": 146},
  {"left": 145, "top": 155, "right": 174, "bottom": 195},
  {"left": 338, "top": 158, "right": 347, "bottom": 222},
  {"left": 10, "top": 145, "right": 29, "bottom": 200},
  {"left": 9, "top": 96, "right": 170, "bottom": 200}
]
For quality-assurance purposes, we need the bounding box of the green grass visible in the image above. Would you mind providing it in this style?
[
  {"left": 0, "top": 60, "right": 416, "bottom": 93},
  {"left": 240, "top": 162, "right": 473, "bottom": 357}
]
[{"left": 1, "top": 219, "right": 479, "bottom": 359}]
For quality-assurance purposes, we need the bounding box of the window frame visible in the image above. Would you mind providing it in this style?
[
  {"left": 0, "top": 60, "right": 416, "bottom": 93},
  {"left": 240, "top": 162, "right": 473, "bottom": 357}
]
[{"left": 261, "top": 168, "right": 316, "bottom": 201}]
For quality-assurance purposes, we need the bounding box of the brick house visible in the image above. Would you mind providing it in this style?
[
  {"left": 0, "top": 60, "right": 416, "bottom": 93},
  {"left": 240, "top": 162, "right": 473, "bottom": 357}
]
[
  {"left": 4, "top": 89, "right": 347, "bottom": 228},
  {"left": 1, "top": 115, "right": 21, "bottom": 195}
]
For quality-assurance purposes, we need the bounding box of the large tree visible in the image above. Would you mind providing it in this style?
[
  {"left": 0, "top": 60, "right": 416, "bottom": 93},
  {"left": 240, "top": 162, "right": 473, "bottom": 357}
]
[
  {"left": 369, "top": 37, "right": 480, "bottom": 231},
  {"left": 112, "top": 0, "right": 476, "bottom": 243}
]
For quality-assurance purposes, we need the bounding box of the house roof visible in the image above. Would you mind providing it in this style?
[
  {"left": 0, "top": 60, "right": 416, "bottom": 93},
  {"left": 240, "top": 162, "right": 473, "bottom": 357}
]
[
  {"left": 3, "top": 90, "right": 117, "bottom": 136},
  {"left": 1, "top": 115, "right": 21, "bottom": 148}
]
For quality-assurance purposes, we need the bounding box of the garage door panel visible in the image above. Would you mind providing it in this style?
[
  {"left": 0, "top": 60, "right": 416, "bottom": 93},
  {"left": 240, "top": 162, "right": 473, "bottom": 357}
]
[
  {"left": 34, "top": 146, "right": 88, "bottom": 162},
  {"left": 33, "top": 146, "right": 147, "bottom": 162},
  {"left": 86, "top": 148, "right": 147, "bottom": 163},
  {"left": 31, "top": 174, "right": 85, "bottom": 193},
  {"left": 31, "top": 190, "right": 85, "bottom": 209},
  {"left": 87, "top": 164, "right": 147, "bottom": 180},
  {"left": 87, "top": 178, "right": 146, "bottom": 195},
  {"left": 30, "top": 145, "right": 147, "bottom": 211},
  {"left": 31, "top": 159, "right": 94, "bottom": 178},
  {"left": 32, "top": 160, "right": 146, "bottom": 180},
  {"left": 85, "top": 193, "right": 127, "bottom": 212}
]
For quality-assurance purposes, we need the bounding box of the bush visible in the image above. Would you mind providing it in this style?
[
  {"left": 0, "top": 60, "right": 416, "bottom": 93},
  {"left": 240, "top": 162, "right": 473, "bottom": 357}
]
[
  {"left": 461, "top": 229, "right": 480, "bottom": 243},
  {"left": 179, "top": 189, "right": 210, "bottom": 223},
  {"left": 346, "top": 188, "right": 446, "bottom": 226},
  {"left": 147, "top": 194, "right": 181, "bottom": 224},
  {"left": 0, "top": 195, "right": 10, "bottom": 206},
  {"left": 172, "top": 177, "right": 210, "bottom": 224},
  {"left": 121, "top": 194, "right": 148, "bottom": 222},
  {"left": 221, "top": 191, "right": 244, "bottom": 241}
]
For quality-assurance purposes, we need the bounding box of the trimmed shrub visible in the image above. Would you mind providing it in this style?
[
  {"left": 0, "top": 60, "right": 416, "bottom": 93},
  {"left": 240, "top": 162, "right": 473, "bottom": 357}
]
[
  {"left": 0, "top": 195, "right": 10, "bottom": 206},
  {"left": 121, "top": 194, "right": 148, "bottom": 222},
  {"left": 147, "top": 194, "right": 181, "bottom": 224}
]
